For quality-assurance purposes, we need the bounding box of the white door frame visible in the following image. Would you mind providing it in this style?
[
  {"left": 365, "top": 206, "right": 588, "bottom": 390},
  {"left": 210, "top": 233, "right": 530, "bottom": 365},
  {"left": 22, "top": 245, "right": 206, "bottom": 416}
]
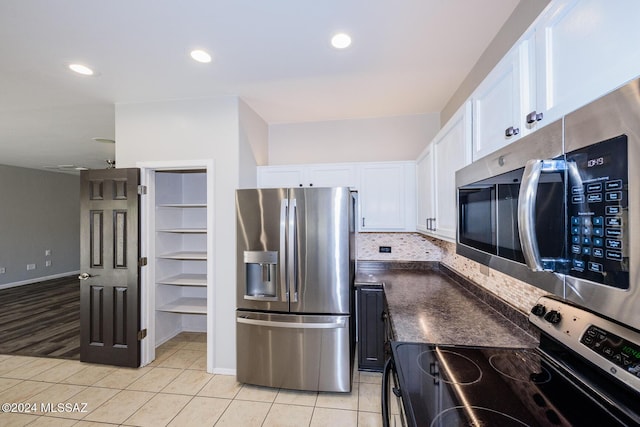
[{"left": 137, "top": 159, "right": 215, "bottom": 372}]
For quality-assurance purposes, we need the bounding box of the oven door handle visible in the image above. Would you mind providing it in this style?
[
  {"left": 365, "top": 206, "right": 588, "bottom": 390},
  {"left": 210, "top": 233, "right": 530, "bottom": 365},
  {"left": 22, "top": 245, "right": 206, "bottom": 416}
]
[
  {"left": 518, "top": 159, "right": 566, "bottom": 271},
  {"left": 382, "top": 357, "right": 395, "bottom": 427}
]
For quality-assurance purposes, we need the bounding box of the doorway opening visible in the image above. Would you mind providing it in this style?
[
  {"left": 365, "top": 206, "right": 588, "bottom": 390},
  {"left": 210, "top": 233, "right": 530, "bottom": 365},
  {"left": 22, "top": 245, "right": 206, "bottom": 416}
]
[{"left": 138, "top": 160, "right": 215, "bottom": 372}]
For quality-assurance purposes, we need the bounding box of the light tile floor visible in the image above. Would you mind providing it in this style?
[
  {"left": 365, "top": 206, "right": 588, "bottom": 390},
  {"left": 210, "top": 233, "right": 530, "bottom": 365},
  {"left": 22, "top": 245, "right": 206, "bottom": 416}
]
[{"left": 0, "top": 333, "right": 398, "bottom": 426}]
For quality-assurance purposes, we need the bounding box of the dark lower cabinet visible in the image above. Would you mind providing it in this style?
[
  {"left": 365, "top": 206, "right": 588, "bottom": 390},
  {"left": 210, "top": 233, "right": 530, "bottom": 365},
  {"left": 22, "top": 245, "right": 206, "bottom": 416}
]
[{"left": 357, "top": 285, "right": 388, "bottom": 372}]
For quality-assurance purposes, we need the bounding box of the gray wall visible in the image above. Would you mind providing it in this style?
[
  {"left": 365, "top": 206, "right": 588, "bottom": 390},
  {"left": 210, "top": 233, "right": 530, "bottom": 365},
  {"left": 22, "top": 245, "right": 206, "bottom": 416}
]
[
  {"left": 441, "top": 0, "right": 551, "bottom": 124},
  {"left": 0, "top": 165, "right": 80, "bottom": 287}
]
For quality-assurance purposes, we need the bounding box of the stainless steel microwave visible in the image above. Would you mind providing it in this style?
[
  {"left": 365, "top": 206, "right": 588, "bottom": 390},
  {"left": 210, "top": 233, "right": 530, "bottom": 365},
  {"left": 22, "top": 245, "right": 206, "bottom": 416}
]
[{"left": 456, "top": 78, "right": 639, "bottom": 332}]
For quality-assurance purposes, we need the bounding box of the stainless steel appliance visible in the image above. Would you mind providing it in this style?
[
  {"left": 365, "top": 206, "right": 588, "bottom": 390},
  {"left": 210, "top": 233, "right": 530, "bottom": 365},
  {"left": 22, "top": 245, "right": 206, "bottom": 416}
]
[
  {"left": 235, "top": 187, "right": 356, "bottom": 392},
  {"left": 456, "top": 77, "right": 638, "bottom": 331},
  {"left": 383, "top": 295, "right": 640, "bottom": 426}
]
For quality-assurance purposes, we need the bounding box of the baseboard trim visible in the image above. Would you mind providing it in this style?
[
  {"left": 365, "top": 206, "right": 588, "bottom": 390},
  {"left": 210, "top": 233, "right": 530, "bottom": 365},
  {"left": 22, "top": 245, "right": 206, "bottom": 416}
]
[
  {"left": 213, "top": 367, "right": 236, "bottom": 376},
  {"left": 0, "top": 271, "right": 80, "bottom": 290}
]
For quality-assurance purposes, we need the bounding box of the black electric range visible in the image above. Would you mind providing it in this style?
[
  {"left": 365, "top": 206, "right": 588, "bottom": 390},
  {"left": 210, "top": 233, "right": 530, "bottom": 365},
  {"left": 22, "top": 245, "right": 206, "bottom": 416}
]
[{"left": 383, "top": 296, "right": 640, "bottom": 427}]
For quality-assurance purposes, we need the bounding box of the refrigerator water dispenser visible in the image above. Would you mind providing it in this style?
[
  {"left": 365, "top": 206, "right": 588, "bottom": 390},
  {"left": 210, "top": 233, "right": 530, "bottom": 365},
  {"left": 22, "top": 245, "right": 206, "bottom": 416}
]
[{"left": 244, "top": 251, "right": 278, "bottom": 300}]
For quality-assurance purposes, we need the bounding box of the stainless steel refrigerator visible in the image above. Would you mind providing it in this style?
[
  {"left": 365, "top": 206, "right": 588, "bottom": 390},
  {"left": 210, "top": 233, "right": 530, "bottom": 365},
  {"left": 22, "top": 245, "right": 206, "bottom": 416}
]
[{"left": 235, "top": 187, "right": 356, "bottom": 392}]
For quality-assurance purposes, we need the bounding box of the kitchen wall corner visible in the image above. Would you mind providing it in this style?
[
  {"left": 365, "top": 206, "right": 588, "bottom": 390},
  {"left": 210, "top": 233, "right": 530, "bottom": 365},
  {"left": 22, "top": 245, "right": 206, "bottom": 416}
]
[{"left": 439, "top": 240, "right": 547, "bottom": 314}]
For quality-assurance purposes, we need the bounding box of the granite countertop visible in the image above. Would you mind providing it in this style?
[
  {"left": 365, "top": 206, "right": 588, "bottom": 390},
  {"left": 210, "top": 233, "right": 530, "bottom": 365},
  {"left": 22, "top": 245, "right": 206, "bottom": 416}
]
[{"left": 356, "top": 264, "right": 538, "bottom": 348}]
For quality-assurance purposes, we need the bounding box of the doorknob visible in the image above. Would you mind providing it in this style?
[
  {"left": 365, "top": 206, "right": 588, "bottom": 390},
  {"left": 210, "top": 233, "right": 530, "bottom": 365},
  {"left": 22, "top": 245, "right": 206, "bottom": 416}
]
[{"left": 78, "top": 272, "right": 93, "bottom": 280}]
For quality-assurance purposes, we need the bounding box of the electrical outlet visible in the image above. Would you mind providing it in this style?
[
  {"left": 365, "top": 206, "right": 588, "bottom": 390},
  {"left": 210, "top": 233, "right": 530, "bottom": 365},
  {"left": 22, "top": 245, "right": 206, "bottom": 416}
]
[
  {"left": 45, "top": 260, "right": 52, "bottom": 267},
  {"left": 45, "top": 249, "right": 51, "bottom": 256},
  {"left": 0, "top": 267, "right": 5, "bottom": 274},
  {"left": 27, "top": 263, "right": 36, "bottom": 271},
  {"left": 379, "top": 246, "right": 392, "bottom": 253}
]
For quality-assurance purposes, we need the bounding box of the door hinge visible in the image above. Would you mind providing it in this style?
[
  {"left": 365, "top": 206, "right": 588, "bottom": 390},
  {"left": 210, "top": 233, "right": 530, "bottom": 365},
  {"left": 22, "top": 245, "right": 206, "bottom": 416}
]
[
  {"left": 139, "top": 257, "right": 148, "bottom": 267},
  {"left": 137, "top": 185, "right": 147, "bottom": 195},
  {"left": 137, "top": 329, "right": 147, "bottom": 340}
]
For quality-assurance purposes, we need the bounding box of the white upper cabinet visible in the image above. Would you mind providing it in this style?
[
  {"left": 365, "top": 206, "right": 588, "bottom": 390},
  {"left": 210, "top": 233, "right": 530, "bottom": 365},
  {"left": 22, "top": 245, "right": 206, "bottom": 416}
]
[
  {"left": 415, "top": 143, "right": 435, "bottom": 233},
  {"left": 257, "top": 163, "right": 357, "bottom": 188},
  {"left": 534, "top": 0, "right": 640, "bottom": 125},
  {"left": 258, "top": 161, "right": 416, "bottom": 232},
  {"left": 433, "top": 102, "right": 472, "bottom": 240},
  {"left": 417, "top": 102, "right": 471, "bottom": 241},
  {"left": 257, "top": 165, "right": 305, "bottom": 188},
  {"left": 470, "top": 0, "right": 640, "bottom": 162},
  {"left": 471, "top": 38, "right": 535, "bottom": 161},
  {"left": 359, "top": 161, "right": 415, "bottom": 232},
  {"left": 307, "top": 163, "right": 358, "bottom": 188}
]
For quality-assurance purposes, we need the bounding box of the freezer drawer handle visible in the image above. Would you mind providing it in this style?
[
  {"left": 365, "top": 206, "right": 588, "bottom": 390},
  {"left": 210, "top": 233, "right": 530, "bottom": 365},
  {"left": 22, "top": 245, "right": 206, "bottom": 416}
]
[
  {"left": 243, "top": 295, "right": 279, "bottom": 302},
  {"left": 237, "top": 317, "right": 346, "bottom": 329}
]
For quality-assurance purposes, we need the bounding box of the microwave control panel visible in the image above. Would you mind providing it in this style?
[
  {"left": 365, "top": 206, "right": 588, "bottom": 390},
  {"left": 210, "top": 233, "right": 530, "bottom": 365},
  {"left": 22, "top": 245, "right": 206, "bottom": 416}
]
[{"left": 566, "top": 135, "right": 629, "bottom": 289}]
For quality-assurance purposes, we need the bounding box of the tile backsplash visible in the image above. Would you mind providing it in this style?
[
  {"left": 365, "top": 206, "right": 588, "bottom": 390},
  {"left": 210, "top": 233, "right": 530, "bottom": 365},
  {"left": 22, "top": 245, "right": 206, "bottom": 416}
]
[
  {"left": 356, "top": 232, "right": 444, "bottom": 261},
  {"left": 357, "top": 232, "right": 547, "bottom": 314}
]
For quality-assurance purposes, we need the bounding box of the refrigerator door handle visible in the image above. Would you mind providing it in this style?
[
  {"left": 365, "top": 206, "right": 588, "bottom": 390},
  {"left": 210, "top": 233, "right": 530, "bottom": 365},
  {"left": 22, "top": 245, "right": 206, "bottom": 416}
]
[
  {"left": 280, "top": 198, "right": 289, "bottom": 302},
  {"left": 288, "top": 198, "right": 298, "bottom": 302},
  {"left": 237, "top": 316, "right": 346, "bottom": 329}
]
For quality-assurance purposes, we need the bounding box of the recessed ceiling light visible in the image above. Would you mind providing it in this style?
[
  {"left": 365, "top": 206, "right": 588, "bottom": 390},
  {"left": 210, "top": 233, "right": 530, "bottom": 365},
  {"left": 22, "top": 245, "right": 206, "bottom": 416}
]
[
  {"left": 68, "top": 63, "right": 95, "bottom": 76},
  {"left": 331, "top": 33, "right": 352, "bottom": 49},
  {"left": 190, "top": 49, "right": 212, "bottom": 63}
]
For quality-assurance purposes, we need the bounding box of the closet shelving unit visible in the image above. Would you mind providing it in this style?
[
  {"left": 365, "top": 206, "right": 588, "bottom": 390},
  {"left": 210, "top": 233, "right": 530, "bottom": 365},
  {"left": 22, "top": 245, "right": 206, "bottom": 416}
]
[{"left": 154, "top": 169, "right": 208, "bottom": 343}]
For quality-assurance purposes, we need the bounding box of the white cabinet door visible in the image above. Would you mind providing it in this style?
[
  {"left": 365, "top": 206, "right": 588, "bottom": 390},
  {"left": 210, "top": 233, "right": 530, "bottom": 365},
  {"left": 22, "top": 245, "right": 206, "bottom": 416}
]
[
  {"left": 535, "top": 0, "right": 640, "bottom": 124},
  {"left": 359, "top": 162, "right": 414, "bottom": 231},
  {"left": 415, "top": 143, "right": 435, "bottom": 233},
  {"left": 258, "top": 163, "right": 357, "bottom": 188},
  {"left": 307, "top": 163, "right": 358, "bottom": 188},
  {"left": 472, "top": 48, "right": 522, "bottom": 161},
  {"left": 471, "top": 39, "right": 536, "bottom": 161},
  {"left": 257, "top": 166, "right": 305, "bottom": 188},
  {"left": 433, "top": 102, "right": 472, "bottom": 241}
]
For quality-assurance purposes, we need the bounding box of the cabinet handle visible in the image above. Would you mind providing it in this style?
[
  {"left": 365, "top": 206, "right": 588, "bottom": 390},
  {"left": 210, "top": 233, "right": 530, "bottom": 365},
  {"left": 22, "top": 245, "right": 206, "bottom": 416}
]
[
  {"left": 505, "top": 126, "right": 520, "bottom": 138},
  {"left": 526, "top": 111, "right": 544, "bottom": 124},
  {"left": 309, "top": 183, "right": 313, "bottom": 187},
  {"left": 299, "top": 184, "right": 303, "bottom": 187},
  {"left": 362, "top": 217, "right": 366, "bottom": 228},
  {"left": 426, "top": 217, "right": 436, "bottom": 231}
]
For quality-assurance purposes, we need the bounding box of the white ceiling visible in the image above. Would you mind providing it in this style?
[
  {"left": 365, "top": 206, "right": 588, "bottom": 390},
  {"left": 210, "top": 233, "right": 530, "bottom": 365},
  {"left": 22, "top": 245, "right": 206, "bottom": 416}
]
[{"left": 0, "top": 0, "right": 520, "bottom": 172}]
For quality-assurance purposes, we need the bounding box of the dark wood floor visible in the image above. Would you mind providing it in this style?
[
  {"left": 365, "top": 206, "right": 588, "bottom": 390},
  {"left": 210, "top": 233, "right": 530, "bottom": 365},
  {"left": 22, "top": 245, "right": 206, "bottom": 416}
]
[{"left": 0, "top": 275, "right": 80, "bottom": 359}]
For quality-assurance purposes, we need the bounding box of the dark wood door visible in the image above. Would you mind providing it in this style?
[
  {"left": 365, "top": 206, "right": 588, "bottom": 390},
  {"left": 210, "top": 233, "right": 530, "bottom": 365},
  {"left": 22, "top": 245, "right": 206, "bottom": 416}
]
[{"left": 79, "top": 168, "right": 141, "bottom": 367}]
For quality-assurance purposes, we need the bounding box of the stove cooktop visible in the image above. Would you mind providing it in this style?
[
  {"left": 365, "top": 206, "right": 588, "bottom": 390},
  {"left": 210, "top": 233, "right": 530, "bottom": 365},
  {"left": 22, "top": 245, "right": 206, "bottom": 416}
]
[{"left": 390, "top": 341, "right": 639, "bottom": 427}]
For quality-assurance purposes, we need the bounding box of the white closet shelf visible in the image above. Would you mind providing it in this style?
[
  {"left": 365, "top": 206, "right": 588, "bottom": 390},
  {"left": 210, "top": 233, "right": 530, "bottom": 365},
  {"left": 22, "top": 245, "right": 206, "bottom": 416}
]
[
  {"left": 157, "top": 297, "right": 207, "bottom": 314},
  {"left": 157, "top": 228, "right": 207, "bottom": 233},
  {"left": 157, "top": 251, "right": 207, "bottom": 260},
  {"left": 157, "top": 203, "right": 207, "bottom": 208},
  {"left": 157, "top": 273, "right": 207, "bottom": 287}
]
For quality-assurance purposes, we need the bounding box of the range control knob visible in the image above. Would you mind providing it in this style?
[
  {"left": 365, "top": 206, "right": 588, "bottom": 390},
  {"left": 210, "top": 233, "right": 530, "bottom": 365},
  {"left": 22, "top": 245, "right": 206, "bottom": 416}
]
[
  {"left": 544, "top": 310, "right": 562, "bottom": 324},
  {"left": 531, "top": 304, "right": 547, "bottom": 317}
]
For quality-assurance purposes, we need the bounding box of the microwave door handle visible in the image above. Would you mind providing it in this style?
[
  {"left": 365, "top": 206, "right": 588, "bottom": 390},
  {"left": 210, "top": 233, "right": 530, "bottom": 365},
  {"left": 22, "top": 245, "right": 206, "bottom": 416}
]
[
  {"left": 518, "top": 159, "right": 545, "bottom": 271},
  {"left": 288, "top": 198, "right": 298, "bottom": 303},
  {"left": 518, "top": 158, "right": 567, "bottom": 271},
  {"left": 280, "top": 199, "right": 289, "bottom": 302}
]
